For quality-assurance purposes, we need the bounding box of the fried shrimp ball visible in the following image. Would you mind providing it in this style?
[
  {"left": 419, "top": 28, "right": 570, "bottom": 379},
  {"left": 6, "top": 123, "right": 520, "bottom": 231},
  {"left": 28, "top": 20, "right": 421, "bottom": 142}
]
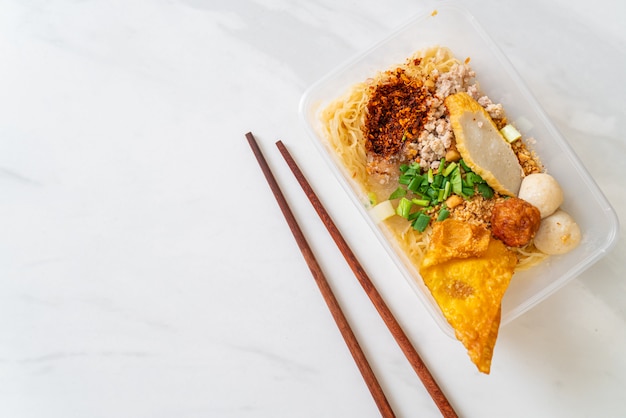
[
  {"left": 533, "top": 209, "right": 581, "bottom": 255},
  {"left": 490, "top": 197, "right": 541, "bottom": 247},
  {"left": 517, "top": 173, "right": 563, "bottom": 218}
]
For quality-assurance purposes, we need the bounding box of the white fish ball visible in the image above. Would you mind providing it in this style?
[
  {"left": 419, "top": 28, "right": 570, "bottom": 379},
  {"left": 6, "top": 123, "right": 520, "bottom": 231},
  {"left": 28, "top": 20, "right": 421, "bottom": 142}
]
[
  {"left": 534, "top": 210, "right": 581, "bottom": 255},
  {"left": 518, "top": 173, "right": 563, "bottom": 218}
]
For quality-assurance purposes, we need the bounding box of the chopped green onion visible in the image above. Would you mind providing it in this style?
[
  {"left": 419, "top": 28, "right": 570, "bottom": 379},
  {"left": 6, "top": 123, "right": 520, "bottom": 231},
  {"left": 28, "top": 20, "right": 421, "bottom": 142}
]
[
  {"left": 405, "top": 167, "right": 418, "bottom": 177},
  {"left": 442, "top": 162, "right": 458, "bottom": 177},
  {"left": 412, "top": 198, "right": 430, "bottom": 207},
  {"left": 399, "top": 164, "right": 409, "bottom": 173},
  {"left": 462, "top": 186, "right": 475, "bottom": 197},
  {"left": 500, "top": 124, "right": 522, "bottom": 143},
  {"left": 398, "top": 174, "right": 412, "bottom": 185},
  {"left": 427, "top": 168, "right": 434, "bottom": 183},
  {"left": 412, "top": 212, "right": 431, "bottom": 232},
  {"left": 433, "top": 174, "right": 444, "bottom": 188},
  {"left": 450, "top": 168, "right": 463, "bottom": 195},
  {"left": 407, "top": 211, "right": 421, "bottom": 221},
  {"left": 438, "top": 157, "right": 446, "bottom": 174},
  {"left": 459, "top": 159, "right": 472, "bottom": 172},
  {"left": 396, "top": 197, "right": 413, "bottom": 218},
  {"left": 426, "top": 187, "right": 438, "bottom": 200},
  {"left": 437, "top": 208, "right": 450, "bottom": 221},
  {"left": 388, "top": 187, "right": 407, "bottom": 200},
  {"left": 437, "top": 188, "right": 445, "bottom": 202},
  {"left": 401, "top": 132, "right": 407, "bottom": 142},
  {"left": 407, "top": 175, "right": 425, "bottom": 192},
  {"left": 442, "top": 181, "right": 452, "bottom": 200}
]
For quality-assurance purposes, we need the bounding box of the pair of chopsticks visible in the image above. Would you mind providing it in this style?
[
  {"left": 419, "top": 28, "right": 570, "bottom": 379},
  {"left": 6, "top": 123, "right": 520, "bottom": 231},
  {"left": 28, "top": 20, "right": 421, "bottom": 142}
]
[{"left": 246, "top": 132, "right": 457, "bottom": 418}]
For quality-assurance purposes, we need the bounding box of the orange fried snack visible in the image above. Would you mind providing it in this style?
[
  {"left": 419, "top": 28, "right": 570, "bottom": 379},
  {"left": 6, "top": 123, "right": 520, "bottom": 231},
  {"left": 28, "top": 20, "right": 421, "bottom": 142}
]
[
  {"left": 420, "top": 217, "right": 491, "bottom": 268},
  {"left": 419, "top": 219, "right": 517, "bottom": 373}
]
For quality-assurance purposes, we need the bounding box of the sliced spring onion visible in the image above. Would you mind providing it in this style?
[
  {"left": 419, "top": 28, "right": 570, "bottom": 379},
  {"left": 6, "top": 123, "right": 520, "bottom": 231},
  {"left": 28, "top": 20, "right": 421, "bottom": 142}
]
[
  {"left": 405, "top": 164, "right": 419, "bottom": 176},
  {"left": 407, "top": 175, "right": 425, "bottom": 192},
  {"left": 388, "top": 187, "right": 407, "bottom": 200},
  {"left": 396, "top": 197, "right": 413, "bottom": 218},
  {"left": 443, "top": 181, "right": 451, "bottom": 201},
  {"left": 438, "top": 157, "right": 446, "bottom": 174},
  {"left": 412, "top": 212, "right": 431, "bottom": 232},
  {"left": 462, "top": 186, "right": 475, "bottom": 197},
  {"left": 442, "top": 161, "right": 457, "bottom": 177},
  {"left": 369, "top": 200, "right": 395, "bottom": 223},
  {"left": 450, "top": 167, "right": 463, "bottom": 195},
  {"left": 411, "top": 198, "right": 430, "bottom": 207},
  {"left": 398, "top": 174, "right": 412, "bottom": 185},
  {"left": 427, "top": 168, "right": 434, "bottom": 183},
  {"left": 433, "top": 173, "right": 444, "bottom": 188},
  {"left": 500, "top": 124, "right": 522, "bottom": 143},
  {"left": 437, "top": 208, "right": 450, "bottom": 221},
  {"left": 426, "top": 187, "right": 438, "bottom": 200}
]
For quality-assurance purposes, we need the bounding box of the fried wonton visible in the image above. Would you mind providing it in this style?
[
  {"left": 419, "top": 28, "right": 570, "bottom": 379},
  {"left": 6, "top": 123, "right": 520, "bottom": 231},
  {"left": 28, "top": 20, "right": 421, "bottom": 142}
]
[
  {"left": 420, "top": 219, "right": 517, "bottom": 373},
  {"left": 420, "top": 217, "right": 491, "bottom": 268}
]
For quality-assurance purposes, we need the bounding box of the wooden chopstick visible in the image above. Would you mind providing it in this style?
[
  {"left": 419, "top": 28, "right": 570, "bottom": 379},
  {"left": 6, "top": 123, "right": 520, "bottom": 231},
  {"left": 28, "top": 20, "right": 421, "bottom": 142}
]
[
  {"left": 245, "top": 132, "right": 395, "bottom": 418},
  {"left": 275, "top": 140, "right": 458, "bottom": 418}
]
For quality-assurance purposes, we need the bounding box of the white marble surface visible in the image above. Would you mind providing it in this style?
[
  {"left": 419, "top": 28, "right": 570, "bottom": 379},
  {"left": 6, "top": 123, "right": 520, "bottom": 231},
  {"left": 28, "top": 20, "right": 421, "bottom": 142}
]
[{"left": 1, "top": 0, "right": 625, "bottom": 417}]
